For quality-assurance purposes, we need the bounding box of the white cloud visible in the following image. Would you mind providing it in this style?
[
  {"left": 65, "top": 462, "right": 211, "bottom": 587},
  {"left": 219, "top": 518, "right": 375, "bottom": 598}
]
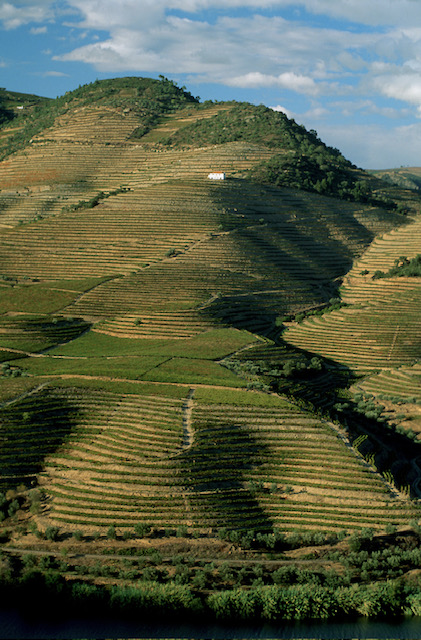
[
  {"left": 64, "top": 0, "right": 421, "bottom": 29},
  {"left": 228, "top": 71, "right": 319, "bottom": 95},
  {"left": 301, "top": 105, "right": 330, "bottom": 119},
  {"left": 30, "top": 24, "right": 46, "bottom": 33},
  {"left": 270, "top": 104, "right": 295, "bottom": 118},
  {"left": 372, "top": 73, "right": 421, "bottom": 113},
  {"left": 53, "top": 9, "right": 376, "bottom": 90},
  {"left": 0, "top": 1, "right": 52, "bottom": 29},
  {"left": 43, "top": 70, "right": 69, "bottom": 76},
  {"left": 330, "top": 98, "right": 411, "bottom": 119}
]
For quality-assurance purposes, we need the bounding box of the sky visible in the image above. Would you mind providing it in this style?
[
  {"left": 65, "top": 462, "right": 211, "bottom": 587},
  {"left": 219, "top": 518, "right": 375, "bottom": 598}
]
[{"left": 1, "top": 1, "right": 421, "bottom": 169}]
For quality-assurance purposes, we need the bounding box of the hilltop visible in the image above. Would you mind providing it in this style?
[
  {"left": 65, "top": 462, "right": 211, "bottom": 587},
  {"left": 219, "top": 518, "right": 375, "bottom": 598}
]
[
  {"left": 0, "top": 77, "right": 414, "bottom": 210},
  {"left": 0, "top": 76, "right": 421, "bottom": 624}
]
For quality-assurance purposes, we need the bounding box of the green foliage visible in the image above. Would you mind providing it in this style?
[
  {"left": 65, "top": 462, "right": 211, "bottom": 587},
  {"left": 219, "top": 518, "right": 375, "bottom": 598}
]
[
  {"left": 72, "top": 530, "right": 83, "bottom": 541},
  {"left": 107, "top": 524, "right": 117, "bottom": 540},
  {"left": 0, "top": 99, "right": 14, "bottom": 126},
  {"left": 109, "top": 581, "right": 201, "bottom": 616},
  {"left": 372, "top": 254, "right": 421, "bottom": 279},
  {"left": 133, "top": 523, "right": 151, "bottom": 538},
  {"left": 44, "top": 526, "right": 60, "bottom": 541},
  {"left": 165, "top": 247, "right": 179, "bottom": 257},
  {"left": 248, "top": 151, "right": 392, "bottom": 206},
  {"left": 61, "top": 188, "right": 130, "bottom": 213},
  {"left": 163, "top": 102, "right": 339, "bottom": 155}
]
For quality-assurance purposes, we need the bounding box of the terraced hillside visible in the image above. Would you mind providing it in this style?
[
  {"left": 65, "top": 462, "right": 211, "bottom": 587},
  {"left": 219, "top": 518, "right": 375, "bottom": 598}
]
[
  {"left": 1, "top": 381, "right": 415, "bottom": 535},
  {"left": 0, "top": 77, "right": 420, "bottom": 548},
  {"left": 283, "top": 216, "right": 421, "bottom": 372}
]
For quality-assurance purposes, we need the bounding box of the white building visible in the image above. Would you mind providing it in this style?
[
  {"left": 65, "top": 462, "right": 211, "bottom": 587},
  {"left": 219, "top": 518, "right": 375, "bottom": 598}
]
[{"left": 208, "top": 172, "right": 226, "bottom": 180}]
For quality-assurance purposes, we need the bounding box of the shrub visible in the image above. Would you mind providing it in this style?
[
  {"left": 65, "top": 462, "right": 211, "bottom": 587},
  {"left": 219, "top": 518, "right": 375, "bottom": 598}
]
[
  {"left": 7, "top": 499, "right": 19, "bottom": 518},
  {"left": 134, "top": 523, "right": 151, "bottom": 538},
  {"left": 107, "top": 525, "right": 117, "bottom": 540},
  {"left": 45, "top": 526, "right": 60, "bottom": 541}
]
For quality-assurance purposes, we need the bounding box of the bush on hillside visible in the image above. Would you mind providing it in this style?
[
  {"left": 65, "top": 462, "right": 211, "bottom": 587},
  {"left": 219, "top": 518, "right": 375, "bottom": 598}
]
[{"left": 372, "top": 254, "right": 421, "bottom": 279}]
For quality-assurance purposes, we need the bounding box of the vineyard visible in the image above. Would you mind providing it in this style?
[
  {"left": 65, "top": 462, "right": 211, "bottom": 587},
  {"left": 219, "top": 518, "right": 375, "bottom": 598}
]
[{"left": 1, "top": 77, "right": 421, "bottom": 624}]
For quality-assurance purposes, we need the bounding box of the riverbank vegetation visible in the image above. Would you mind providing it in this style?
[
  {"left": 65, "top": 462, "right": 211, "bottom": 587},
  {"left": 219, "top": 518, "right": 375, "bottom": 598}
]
[{"left": 2, "top": 525, "right": 421, "bottom": 622}]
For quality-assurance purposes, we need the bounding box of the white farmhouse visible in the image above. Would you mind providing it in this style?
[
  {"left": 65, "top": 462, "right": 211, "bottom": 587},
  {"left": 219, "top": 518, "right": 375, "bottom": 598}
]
[{"left": 208, "top": 172, "right": 226, "bottom": 180}]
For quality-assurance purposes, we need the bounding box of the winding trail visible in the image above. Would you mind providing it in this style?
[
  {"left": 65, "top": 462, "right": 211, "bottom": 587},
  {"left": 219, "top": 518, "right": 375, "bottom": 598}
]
[
  {"left": 0, "top": 381, "right": 50, "bottom": 409},
  {"left": 387, "top": 324, "right": 400, "bottom": 361},
  {"left": 178, "top": 388, "right": 196, "bottom": 526},
  {"left": 181, "top": 388, "right": 195, "bottom": 451}
]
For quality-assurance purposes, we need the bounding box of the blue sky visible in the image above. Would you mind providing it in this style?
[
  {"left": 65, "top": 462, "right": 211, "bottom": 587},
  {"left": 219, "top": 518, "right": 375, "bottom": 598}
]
[{"left": 1, "top": 0, "right": 421, "bottom": 168}]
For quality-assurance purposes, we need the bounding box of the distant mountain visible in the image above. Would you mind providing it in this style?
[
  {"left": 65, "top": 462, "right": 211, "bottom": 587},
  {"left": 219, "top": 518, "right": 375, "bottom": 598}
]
[
  {"left": 0, "top": 86, "right": 50, "bottom": 125},
  {"left": 370, "top": 167, "right": 421, "bottom": 191}
]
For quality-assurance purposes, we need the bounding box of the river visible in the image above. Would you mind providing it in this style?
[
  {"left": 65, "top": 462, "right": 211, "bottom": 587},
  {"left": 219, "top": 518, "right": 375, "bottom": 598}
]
[{"left": 1, "top": 608, "right": 421, "bottom": 640}]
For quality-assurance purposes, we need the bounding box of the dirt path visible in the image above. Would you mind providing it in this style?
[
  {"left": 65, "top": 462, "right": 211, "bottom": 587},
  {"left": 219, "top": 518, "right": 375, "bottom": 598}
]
[
  {"left": 387, "top": 324, "right": 400, "bottom": 361},
  {"left": 2, "top": 544, "right": 342, "bottom": 570},
  {"left": 32, "top": 372, "right": 249, "bottom": 393},
  {"left": 181, "top": 388, "right": 195, "bottom": 451},
  {"left": 0, "top": 381, "right": 50, "bottom": 409}
]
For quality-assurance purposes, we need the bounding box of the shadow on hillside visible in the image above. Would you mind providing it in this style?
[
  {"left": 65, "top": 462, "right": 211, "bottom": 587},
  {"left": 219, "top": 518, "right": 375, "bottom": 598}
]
[
  {"left": 240, "top": 336, "right": 421, "bottom": 499},
  {"left": 0, "top": 388, "right": 79, "bottom": 490},
  {"left": 178, "top": 421, "right": 274, "bottom": 532},
  {"left": 199, "top": 179, "right": 399, "bottom": 335}
]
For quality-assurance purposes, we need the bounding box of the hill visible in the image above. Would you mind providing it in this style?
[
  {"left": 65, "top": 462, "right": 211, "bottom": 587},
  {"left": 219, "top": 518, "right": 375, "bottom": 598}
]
[
  {"left": 370, "top": 166, "right": 421, "bottom": 192},
  {"left": 1, "top": 76, "right": 421, "bottom": 624}
]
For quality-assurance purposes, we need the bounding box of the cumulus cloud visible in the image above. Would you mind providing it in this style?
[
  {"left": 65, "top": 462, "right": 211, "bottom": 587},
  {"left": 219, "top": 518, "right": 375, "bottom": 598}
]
[
  {"left": 65, "top": 0, "right": 421, "bottom": 29},
  {"left": 0, "top": 1, "right": 52, "bottom": 29},
  {"left": 270, "top": 104, "right": 295, "bottom": 119},
  {"left": 53, "top": 8, "right": 377, "bottom": 91},
  {"left": 373, "top": 73, "right": 421, "bottom": 114},
  {"left": 30, "top": 24, "right": 46, "bottom": 33},
  {"left": 228, "top": 71, "right": 319, "bottom": 95}
]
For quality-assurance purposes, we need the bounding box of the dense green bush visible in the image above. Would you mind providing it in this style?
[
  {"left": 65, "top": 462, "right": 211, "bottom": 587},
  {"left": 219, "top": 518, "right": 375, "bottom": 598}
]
[{"left": 372, "top": 254, "right": 421, "bottom": 279}]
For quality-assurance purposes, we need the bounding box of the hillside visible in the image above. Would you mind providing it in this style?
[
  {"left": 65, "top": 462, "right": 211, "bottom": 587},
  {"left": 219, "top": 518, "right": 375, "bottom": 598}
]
[
  {"left": 370, "top": 167, "right": 421, "bottom": 192},
  {"left": 1, "top": 76, "right": 421, "bottom": 624}
]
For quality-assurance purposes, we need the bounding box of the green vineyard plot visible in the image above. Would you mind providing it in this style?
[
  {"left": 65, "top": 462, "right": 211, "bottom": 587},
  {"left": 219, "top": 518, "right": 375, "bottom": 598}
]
[
  {"left": 50, "top": 327, "right": 261, "bottom": 359},
  {"left": 17, "top": 355, "right": 171, "bottom": 380},
  {"left": 142, "top": 357, "right": 247, "bottom": 386}
]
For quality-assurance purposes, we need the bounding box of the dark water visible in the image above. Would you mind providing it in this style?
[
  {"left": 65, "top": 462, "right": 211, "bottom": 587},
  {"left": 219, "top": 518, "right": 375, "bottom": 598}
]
[{"left": 1, "top": 609, "right": 421, "bottom": 640}]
